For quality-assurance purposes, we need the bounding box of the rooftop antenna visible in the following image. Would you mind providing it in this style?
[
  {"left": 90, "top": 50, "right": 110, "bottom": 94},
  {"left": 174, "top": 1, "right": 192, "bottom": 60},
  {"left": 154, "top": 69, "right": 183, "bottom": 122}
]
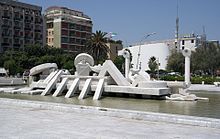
[
  {"left": 202, "top": 26, "right": 207, "bottom": 46},
  {"left": 202, "top": 26, "right": 206, "bottom": 38},
  {"left": 175, "top": 0, "right": 180, "bottom": 52}
]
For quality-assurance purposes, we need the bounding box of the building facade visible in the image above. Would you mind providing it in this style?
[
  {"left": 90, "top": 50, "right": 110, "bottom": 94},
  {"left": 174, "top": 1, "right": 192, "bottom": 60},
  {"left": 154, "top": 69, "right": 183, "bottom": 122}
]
[
  {"left": 0, "top": 0, "right": 43, "bottom": 53},
  {"left": 44, "top": 6, "right": 92, "bottom": 53},
  {"left": 106, "top": 42, "right": 123, "bottom": 61},
  {"left": 125, "top": 34, "right": 205, "bottom": 70},
  {"left": 178, "top": 34, "right": 205, "bottom": 51},
  {"left": 128, "top": 40, "right": 173, "bottom": 70}
]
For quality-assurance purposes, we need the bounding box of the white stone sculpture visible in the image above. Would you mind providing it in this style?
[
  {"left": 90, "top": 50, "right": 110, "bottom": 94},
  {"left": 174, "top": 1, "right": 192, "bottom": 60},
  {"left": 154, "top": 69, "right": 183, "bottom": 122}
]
[
  {"left": 29, "top": 63, "right": 58, "bottom": 76},
  {"left": 74, "top": 53, "right": 94, "bottom": 76},
  {"left": 122, "top": 49, "right": 130, "bottom": 79},
  {"left": 182, "top": 48, "right": 191, "bottom": 87},
  {"left": 166, "top": 94, "right": 209, "bottom": 101},
  {"left": 2, "top": 53, "right": 172, "bottom": 100}
]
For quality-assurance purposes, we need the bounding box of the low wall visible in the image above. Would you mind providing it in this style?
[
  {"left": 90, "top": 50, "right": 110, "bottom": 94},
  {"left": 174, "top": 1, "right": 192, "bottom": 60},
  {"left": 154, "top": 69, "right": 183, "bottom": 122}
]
[
  {"left": 0, "top": 77, "right": 26, "bottom": 86},
  {"left": 0, "top": 98, "right": 220, "bottom": 129}
]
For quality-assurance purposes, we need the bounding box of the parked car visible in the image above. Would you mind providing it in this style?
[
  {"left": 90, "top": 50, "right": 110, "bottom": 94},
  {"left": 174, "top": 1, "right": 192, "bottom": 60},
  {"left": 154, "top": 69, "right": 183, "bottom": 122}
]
[{"left": 167, "top": 72, "right": 181, "bottom": 76}]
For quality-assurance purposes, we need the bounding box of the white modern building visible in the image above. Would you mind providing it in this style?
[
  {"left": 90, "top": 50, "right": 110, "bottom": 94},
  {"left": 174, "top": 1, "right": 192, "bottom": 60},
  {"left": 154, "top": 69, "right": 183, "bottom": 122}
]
[
  {"left": 125, "top": 34, "right": 205, "bottom": 71},
  {"left": 127, "top": 40, "right": 173, "bottom": 70}
]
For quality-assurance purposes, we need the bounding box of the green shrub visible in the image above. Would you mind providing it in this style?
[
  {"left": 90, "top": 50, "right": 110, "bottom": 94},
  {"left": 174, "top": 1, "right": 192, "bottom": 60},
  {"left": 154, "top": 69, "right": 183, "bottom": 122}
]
[
  {"left": 160, "top": 75, "right": 184, "bottom": 81},
  {"left": 191, "top": 76, "right": 220, "bottom": 84},
  {"left": 160, "top": 75, "right": 220, "bottom": 84}
]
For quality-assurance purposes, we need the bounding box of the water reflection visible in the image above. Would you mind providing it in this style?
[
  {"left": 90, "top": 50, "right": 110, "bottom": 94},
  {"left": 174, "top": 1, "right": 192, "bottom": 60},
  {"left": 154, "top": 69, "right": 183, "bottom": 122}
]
[{"left": 0, "top": 92, "right": 220, "bottom": 119}]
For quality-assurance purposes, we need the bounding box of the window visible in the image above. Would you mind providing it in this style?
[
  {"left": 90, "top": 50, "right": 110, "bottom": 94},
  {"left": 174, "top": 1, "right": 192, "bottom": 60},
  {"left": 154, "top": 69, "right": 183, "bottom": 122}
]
[
  {"left": 182, "top": 40, "right": 185, "bottom": 45},
  {"left": 76, "top": 32, "right": 81, "bottom": 37},
  {"left": 76, "top": 39, "right": 81, "bottom": 44},
  {"left": 69, "top": 23, "right": 75, "bottom": 29},
  {"left": 81, "top": 32, "right": 86, "bottom": 38},
  {"left": 69, "top": 31, "right": 75, "bottom": 36},
  {"left": 61, "top": 44, "right": 68, "bottom": 49},
  {"left": 69, "top": 38, "right": 75, "bottom": 43},
  {"left": 191, "top": 39, "right": 194, "bottom": 43},
  {"left": 61, "top": 22, "right": 69, "bottom": 29},
  {"left": 61, "top": 30, "right": 68, "bottom": 36},
  {"left": 76, "top": 25, "right": 81, "bottom": 30},
  {"left": 61, "top": 37, "right": 68, "bottom": 43}
]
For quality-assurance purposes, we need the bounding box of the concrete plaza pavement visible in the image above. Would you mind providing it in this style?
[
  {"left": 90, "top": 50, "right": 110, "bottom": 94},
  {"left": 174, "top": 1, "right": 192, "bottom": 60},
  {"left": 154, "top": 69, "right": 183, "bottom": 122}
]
[{"left": 0, "top": 105, "right": 220, "bottom": 139}]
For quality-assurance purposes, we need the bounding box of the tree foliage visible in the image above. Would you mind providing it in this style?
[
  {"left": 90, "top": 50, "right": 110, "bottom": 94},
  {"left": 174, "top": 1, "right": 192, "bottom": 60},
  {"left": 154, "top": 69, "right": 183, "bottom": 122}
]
[
  {"left": 166, "top": 50, "right": 185, "bottom": 74},
  {"left": 191, "top": 42, "right": 220, "bottom": 75},
  {"left": 113, "top": 56, "right": 125, "bottom": 72},
  {"left": 148, "top": 56, "right": 158, "bottom": 72},
  {"left": 167, "top": 42, "right": 220, "bottom": 76},
  {"left": 86, "top": 30, "right": 110, "bottom": 64},
  {"left": 0, "top": 45, "right": 76, "bottom": 75}
]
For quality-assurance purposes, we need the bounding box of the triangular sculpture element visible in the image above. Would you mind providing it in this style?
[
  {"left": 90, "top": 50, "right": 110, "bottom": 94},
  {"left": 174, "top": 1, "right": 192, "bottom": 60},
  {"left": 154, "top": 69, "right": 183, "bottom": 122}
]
[{"left": 98, "top": 60, "right": 130, "bottom": 86}]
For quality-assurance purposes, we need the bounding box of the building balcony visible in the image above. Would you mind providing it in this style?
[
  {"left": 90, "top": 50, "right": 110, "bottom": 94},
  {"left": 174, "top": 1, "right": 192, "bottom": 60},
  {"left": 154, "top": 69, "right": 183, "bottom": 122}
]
[
  {"left": 2, "top": 11, "right": 12, "bottom": 19},
  {"left": 2, "top": 33, "right": 12, "bottom": 37},
  {"left": 14, "top": 22, "right": 23, "bottom": 29},
  {"left": 2, "top": 20, "right": 12, "bottom": 27},
  {"left": 14, "top": 17, "right": 23, "bottom": 21},
  {"left": 14, "top": 25, "right": 22, "bottom": 30},
  {"left": 35, "top": 25, "right": 42, "bottom": 32},
  {"left": 35, "top": 17, "right": 42, "bottom": 24},
  {"left": 24, "top": 39, "right": 33, "bottom": 45},
  {"left": 34, "top": 40, "right": 42, "bottom": 45},
  {"left": 35, "top": 33, "right": 42, "bottom": 40},
  {"left": 1, "top": 43, "right": 11, "bottom": 47},
  {"left": 24, "top": 24, "right": 33, "bottom": 31}
]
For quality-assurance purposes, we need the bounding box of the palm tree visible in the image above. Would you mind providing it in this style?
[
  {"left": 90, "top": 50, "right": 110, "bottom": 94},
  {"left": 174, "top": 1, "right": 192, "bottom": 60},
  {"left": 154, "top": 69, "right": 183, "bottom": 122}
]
[{"left": 86, "top": 30, "right": 110, "bottom": 64}]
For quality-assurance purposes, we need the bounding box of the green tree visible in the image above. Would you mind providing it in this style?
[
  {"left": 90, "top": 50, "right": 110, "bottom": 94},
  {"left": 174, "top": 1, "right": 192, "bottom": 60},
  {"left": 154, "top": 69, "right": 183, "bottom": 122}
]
[
  {"left": 166, "top": 51, "right": 184, "bottom": 74},
  {"left": 191, "top": 42, "right": 220, "bottom": 75},
  {"left": 4, "top": 59, "right": 17, "bottom": 75},
  {"left": 148, "top": 56, "right": 158, "bottom": 72},
  {"left": 86, "top": 30, "right": 110, "bottom": 64},
  {"left": 113, "top": 56, "right": 125, "bottom": 72}
]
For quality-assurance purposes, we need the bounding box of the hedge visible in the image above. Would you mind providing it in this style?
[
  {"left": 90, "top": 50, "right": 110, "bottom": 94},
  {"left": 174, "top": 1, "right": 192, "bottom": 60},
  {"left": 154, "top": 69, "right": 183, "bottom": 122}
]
[{"left": 160, "top": 75, "right": 220, "bottom": 84}]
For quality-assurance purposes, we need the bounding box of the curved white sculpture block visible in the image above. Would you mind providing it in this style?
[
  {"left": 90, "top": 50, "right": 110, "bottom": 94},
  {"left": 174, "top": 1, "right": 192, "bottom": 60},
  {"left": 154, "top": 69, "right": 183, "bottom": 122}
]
[
  {"left": 74, "top": 53, "right": 94, "bottom": 66},
  {"left": 30, "top": 63, "right": 58, "bottom": 76}
]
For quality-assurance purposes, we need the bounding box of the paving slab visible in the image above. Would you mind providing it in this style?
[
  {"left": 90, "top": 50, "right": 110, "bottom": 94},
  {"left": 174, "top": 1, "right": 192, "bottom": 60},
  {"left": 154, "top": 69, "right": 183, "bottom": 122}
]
[{"left": 0, "top": 99, "right": 220, "bottom": 139}]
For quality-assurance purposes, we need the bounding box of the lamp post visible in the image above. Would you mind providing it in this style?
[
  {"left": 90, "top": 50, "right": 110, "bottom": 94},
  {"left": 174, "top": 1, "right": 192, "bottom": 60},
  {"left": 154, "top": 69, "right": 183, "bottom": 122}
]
[
  {"left": 136, "top": 32, "right": 156, "bottom": 69},
  {"left": 156, "top": 57, "right": 160, "bottom": 80}
]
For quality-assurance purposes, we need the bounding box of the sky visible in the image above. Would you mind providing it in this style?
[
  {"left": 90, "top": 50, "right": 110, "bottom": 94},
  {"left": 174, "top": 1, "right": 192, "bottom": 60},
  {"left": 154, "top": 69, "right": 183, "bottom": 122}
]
[{"left": 20, "top": 0, "right": 220, "bottom": 46}]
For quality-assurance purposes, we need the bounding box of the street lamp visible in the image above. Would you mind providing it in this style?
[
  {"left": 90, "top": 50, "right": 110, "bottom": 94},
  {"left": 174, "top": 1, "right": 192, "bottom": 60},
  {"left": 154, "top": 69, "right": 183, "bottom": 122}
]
[
  {"left": 156, "top": 57, "right": 160, "bottom": 80},
  {"left": 136, "top": 32, "right": 156, "bottom": 69}
]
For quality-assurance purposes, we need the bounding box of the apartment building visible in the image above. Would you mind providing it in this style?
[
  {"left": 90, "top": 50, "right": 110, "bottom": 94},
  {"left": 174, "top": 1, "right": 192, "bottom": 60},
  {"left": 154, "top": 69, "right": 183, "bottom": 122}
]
[
  {"left": 106, "top": 42, "right": 123, "bottom": 61},
  {"left": 0, "top": 0, "right": 43, "bottom": 52},
  {"left": 44, "top": 6, "right": 93, "bottom": 53}
]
